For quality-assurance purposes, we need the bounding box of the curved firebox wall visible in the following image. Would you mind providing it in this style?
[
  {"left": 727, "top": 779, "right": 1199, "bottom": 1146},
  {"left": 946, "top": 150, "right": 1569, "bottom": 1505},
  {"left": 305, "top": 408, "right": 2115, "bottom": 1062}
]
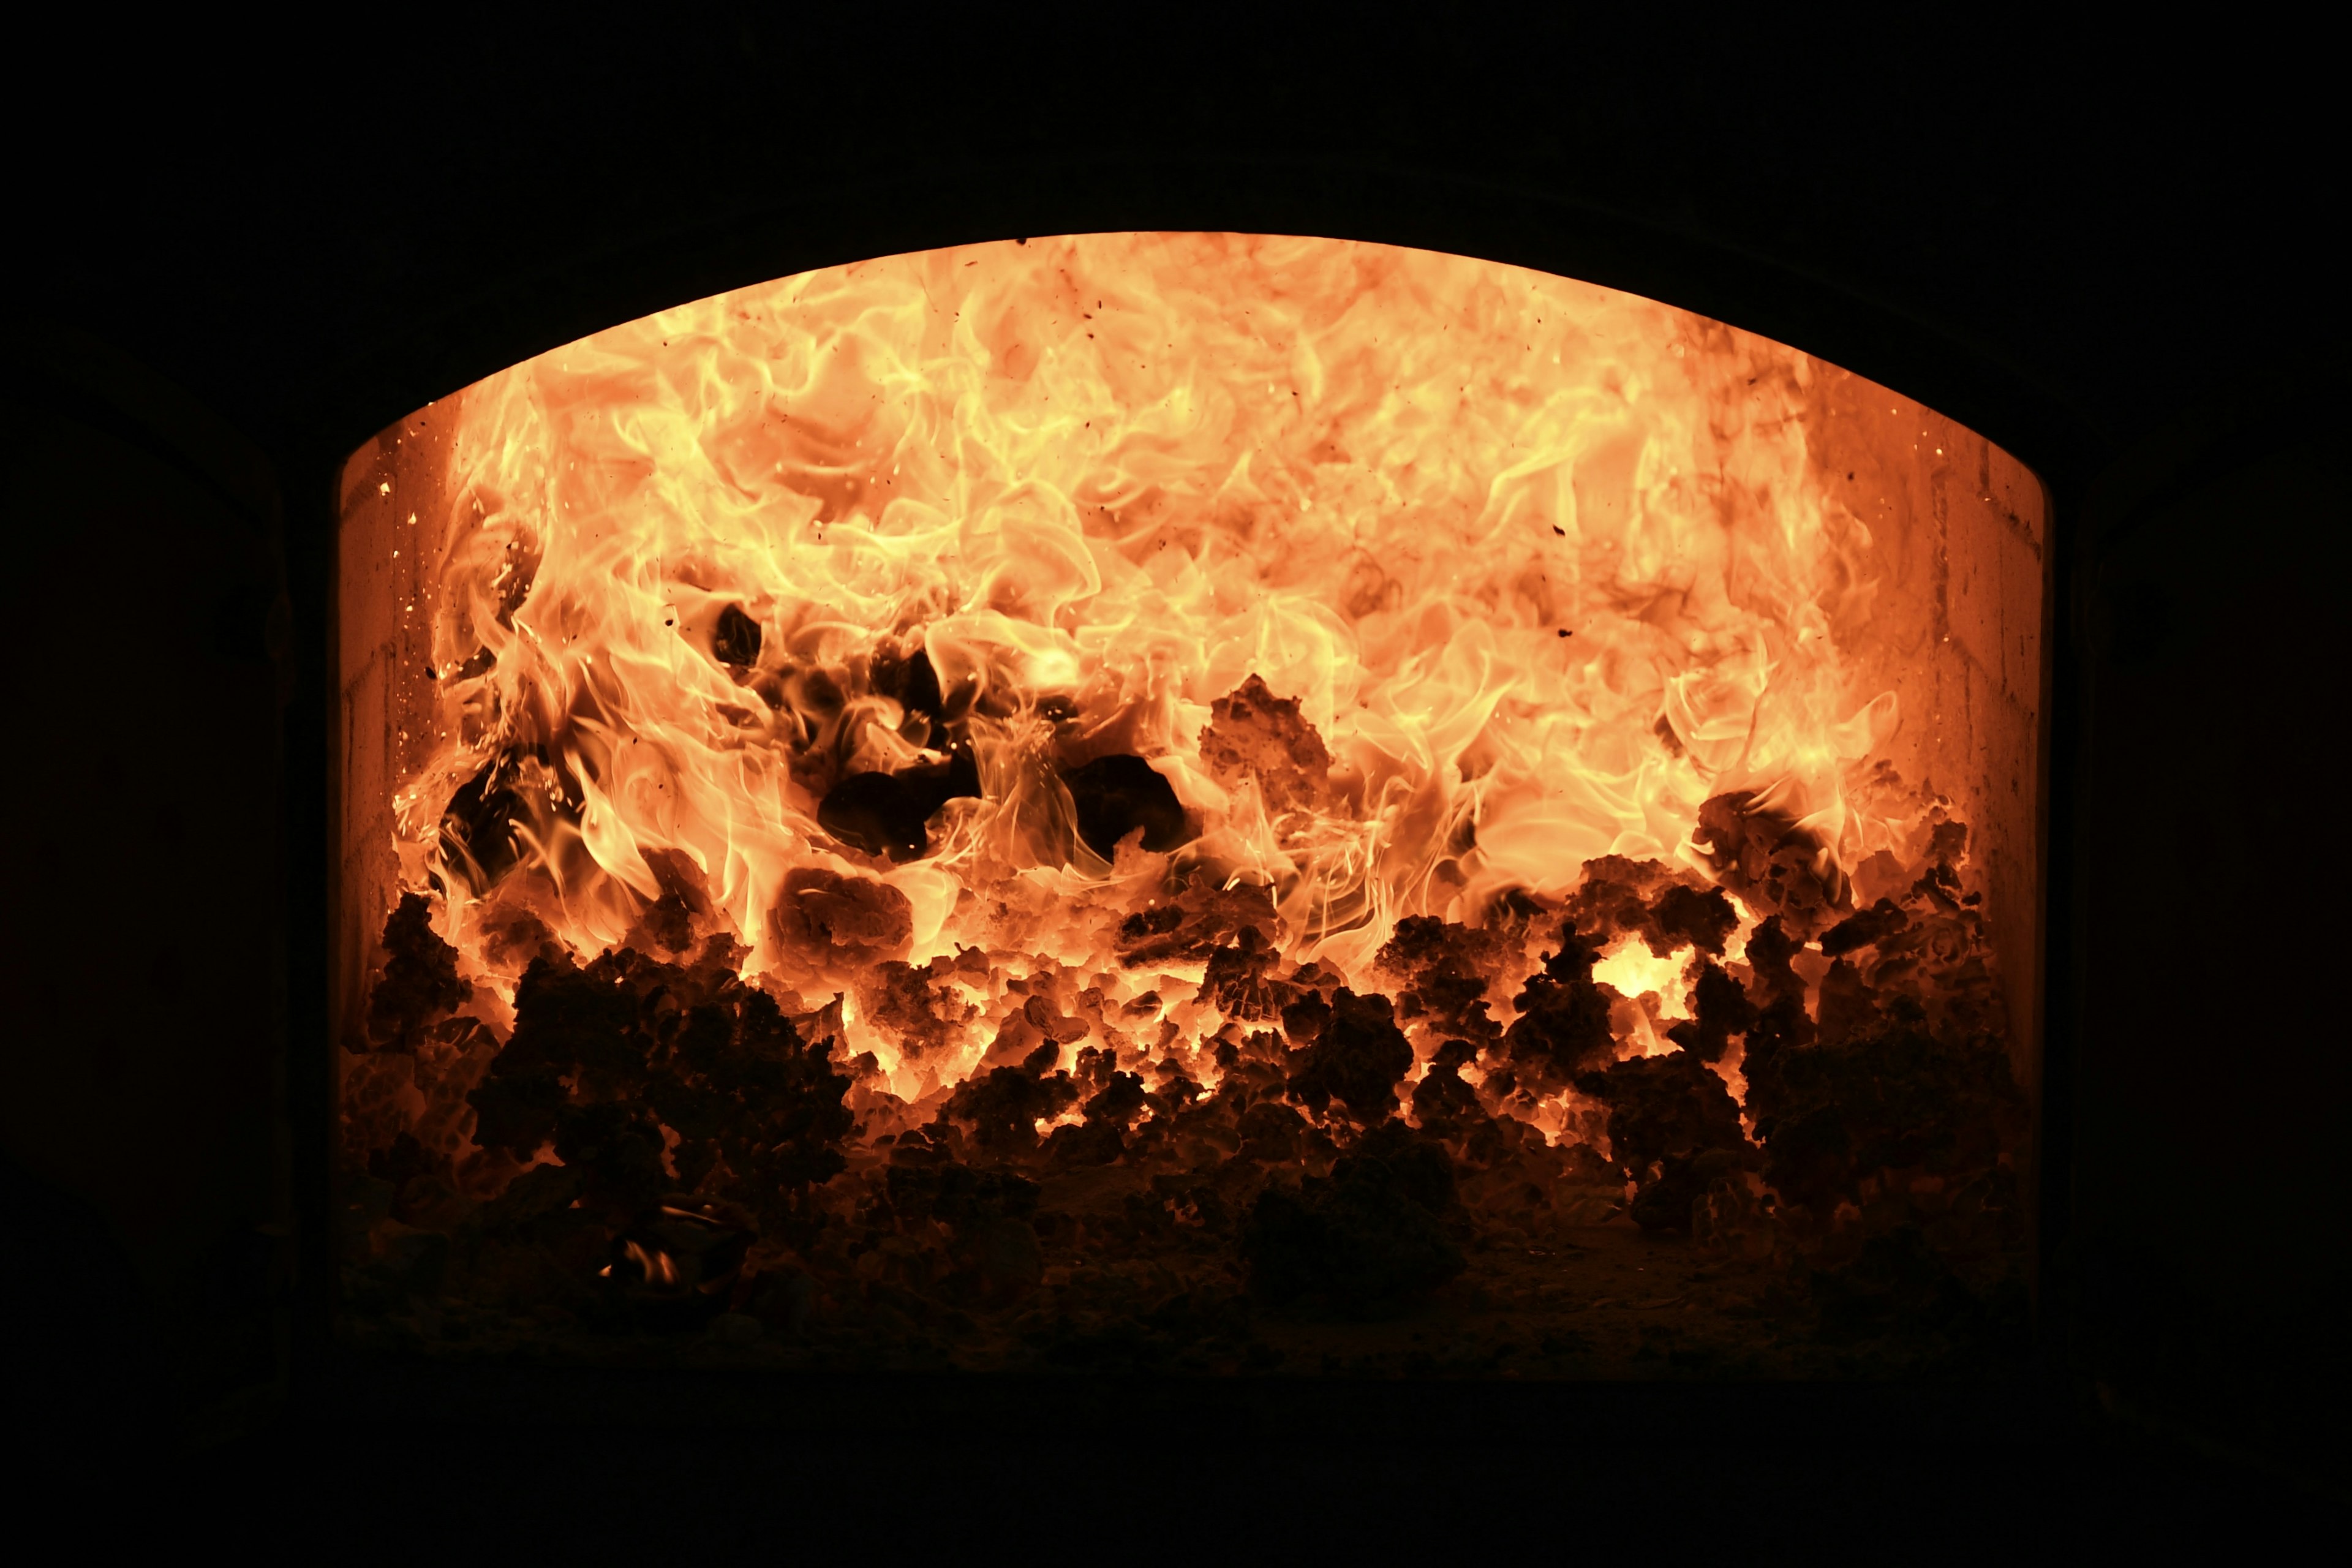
[{"left": 335, "top": 234, "right": 2045, "bottom": 1374}]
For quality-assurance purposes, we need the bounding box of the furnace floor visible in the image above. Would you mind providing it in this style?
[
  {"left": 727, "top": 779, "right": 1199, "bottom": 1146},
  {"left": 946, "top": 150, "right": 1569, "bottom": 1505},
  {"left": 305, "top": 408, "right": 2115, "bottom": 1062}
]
[{"left": 342, "top": 1213, "right": 2019, "bottom": 1382}]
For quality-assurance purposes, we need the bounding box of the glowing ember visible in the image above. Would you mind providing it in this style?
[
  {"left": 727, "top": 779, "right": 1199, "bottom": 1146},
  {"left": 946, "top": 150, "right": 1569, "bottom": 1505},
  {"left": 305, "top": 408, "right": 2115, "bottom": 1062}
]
[{"left": 1588, "top": 937, "right": 1696, "bottom": 1021}]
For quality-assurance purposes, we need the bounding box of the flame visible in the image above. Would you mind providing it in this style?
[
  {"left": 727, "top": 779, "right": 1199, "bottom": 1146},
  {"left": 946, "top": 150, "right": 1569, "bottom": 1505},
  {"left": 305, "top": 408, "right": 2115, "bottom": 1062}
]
[
  {"left": 619, "top": 1238, "right": 677, "bottom": 1289},
  {"left": 1588, "top": 937, "right": 1692, "bottom": 1017},
  {"left": 389, "top": 233, "right": 1908, "bottom": 1099}
]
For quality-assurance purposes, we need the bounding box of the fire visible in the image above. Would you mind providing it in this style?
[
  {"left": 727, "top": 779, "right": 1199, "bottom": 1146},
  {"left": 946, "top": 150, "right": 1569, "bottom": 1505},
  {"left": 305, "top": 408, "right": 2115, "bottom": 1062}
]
[
  {"left": 1588, "top": 937, "right": 1694, "bottom": 1020},
  {"left": 392, "top": 233, "right": 1915, "bottom": 1117}
]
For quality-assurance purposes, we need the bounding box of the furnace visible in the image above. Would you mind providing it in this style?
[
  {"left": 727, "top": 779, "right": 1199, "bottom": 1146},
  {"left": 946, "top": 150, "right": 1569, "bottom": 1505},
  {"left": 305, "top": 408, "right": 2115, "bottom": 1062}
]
[{"left": 333, "top": 235, "right": 2046, "bottom": 1374}]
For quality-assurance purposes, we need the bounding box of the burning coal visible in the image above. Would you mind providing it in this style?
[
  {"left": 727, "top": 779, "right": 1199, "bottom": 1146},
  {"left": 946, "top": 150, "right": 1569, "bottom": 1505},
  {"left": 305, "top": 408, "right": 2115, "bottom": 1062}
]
[{"left": 340, "top": 235, "right": 2027, "bottom": 1371}]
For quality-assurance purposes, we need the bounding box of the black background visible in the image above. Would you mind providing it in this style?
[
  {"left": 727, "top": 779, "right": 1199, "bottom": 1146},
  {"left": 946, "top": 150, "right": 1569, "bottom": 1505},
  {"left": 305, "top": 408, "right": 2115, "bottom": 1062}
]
[
  {"left": 2, "top": 6, "right": 2343, "bottom": 1543},
  {"left": 10, "top": 9, "right": 2337, "bottom": 474}
]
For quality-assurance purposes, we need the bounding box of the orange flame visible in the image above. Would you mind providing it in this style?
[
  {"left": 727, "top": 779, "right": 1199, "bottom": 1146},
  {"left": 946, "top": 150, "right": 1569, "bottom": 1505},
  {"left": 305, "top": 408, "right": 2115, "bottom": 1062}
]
[{"left": 391, "top": 234, "right": 1913, "bottom": 1102}]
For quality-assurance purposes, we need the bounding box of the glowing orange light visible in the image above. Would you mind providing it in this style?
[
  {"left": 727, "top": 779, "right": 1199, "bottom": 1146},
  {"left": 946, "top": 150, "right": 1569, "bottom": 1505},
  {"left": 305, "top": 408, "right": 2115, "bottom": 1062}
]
[{"left": 384, "top": 233, "right": 1934, "bottom": 1126}]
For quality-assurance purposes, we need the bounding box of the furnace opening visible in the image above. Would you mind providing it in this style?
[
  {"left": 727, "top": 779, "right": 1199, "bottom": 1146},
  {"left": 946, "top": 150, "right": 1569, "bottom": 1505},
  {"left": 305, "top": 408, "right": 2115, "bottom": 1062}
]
[{"left": 336, "top": 234, "right": 2044, "bottom": 1373}]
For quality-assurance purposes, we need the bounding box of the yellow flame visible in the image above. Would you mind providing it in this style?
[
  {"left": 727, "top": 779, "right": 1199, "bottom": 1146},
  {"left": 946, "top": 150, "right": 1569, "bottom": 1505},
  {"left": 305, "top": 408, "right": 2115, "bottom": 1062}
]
[
  {"left": 394, "top": 233, "right": 1903, "bottom": 1077},
  {"left": 1589, "top": 937, "right": 1693, "bottom": 1017}
]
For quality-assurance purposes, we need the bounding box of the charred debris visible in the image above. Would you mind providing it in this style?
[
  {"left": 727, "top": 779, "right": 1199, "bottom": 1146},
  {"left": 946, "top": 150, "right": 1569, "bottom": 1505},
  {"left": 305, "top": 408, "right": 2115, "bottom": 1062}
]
[{"left": 342, "top": 806, "right": 2025, "bottom": 1378}]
